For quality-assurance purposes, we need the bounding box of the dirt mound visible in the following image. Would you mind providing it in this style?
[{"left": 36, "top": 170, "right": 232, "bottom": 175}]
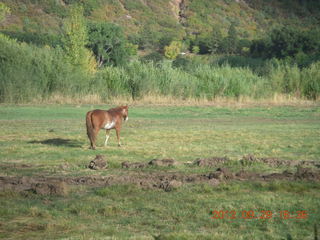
[
  {"left": 158, "top": 180, "right": 183, "bottom": 192},
  {"left": 121, "top": 159, "right": 177, "bottom": 168},
  {"left": 298, "top": 161, "right": 320, "bottom": 168},
  {"left": 294, "top": 167, "right": 320, "bottom": 181},
  {"left": 208, "top": 168, "right": 234, "bottom": 180},
  {"left": 241, "top": 154, "right": 319, "bottom": 167},
  {"left": 121, "top": 161, "right": 147, "bottom": 169},
  {"left": 149, "top": 158, "right": 177, "bottom": 167},
  {"left": 32, "top": 181, "right": 68, "bottom": 196},
  {"left": 1, "top": 166, "right": 320, "bottom": 195},
  {"left": 237, "top": 168, "right": 320, "bottom": 181},
  {"left": 88, "top": 155, "right": 107, "bottom": 170},
  {"left": 235, "top": 170, "right": 260, "bottom": 180},
  {"left": 0, "top": 176, "right": 68, "bottom": 196},
  {"left": 262, "top": 170, "right": 293, "bottom": 181},
  {"left": 194, "top": 157, "right": 229, "bottom": 167}
]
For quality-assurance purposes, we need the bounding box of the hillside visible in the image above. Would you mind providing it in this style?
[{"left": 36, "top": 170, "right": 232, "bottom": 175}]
[{"left": 1, "top": 0, "right": 320, "bottom": 49}]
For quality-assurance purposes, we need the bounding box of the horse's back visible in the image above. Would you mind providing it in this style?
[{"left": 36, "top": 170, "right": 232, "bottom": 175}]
[{"left": 89, "top": 109, "right": 113, "bottom": 129}]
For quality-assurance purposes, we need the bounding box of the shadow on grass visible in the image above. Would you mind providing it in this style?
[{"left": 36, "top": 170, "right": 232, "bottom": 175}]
[{"left": 29, "top": 138, "right": 82, "bottom": 148}]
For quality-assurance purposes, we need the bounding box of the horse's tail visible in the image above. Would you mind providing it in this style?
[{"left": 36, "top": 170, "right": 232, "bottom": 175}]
[{"left": 86, "top": 111, "right": 95, "bottom": 145}]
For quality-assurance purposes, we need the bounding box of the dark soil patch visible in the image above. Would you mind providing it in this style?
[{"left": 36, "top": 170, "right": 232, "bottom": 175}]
[
  {"left": 121, "top": 162, "right": 147, "bottom": 169},
  {"left": 294, "top": 167, "right": 320, "bottom": 181},
  {"left": 241, "top": 154, "right": 319, "bottom": 168},
  {"left": 235, "top": 170, "right": 260, "bottom": 180},
  {"left": 1, "top": 167, "right": 320, "bottom": 195},
  {"left": 194, "top": 157, "right": 229, "bottom": 167},
  {"left": 208, "top": 168, "right": 234, "bottom": 180},
  {"left": 149, "top": 158, "right": 177, "bottom": 167},
  {"left": 121, "top": 159, "right": 177, "bottom": 169},
  {"left": 0, "top": 176, "right": 68, "bottom": 196}
]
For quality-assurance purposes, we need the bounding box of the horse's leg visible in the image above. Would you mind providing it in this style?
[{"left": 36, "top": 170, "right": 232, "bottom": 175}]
[
  {"left": 91, "top": 128, "right": 99, "bottom": 150},
  {"left": 104, "top": 129, "right": 110, "bottom": 146},
  {"left": 115, "top": 127, "right": 121, "bottom": 147}
]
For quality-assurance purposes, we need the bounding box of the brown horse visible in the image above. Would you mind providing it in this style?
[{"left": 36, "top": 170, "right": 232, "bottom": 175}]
[{"left": 86, "top": 106, "right": 128, "bottom": 149}]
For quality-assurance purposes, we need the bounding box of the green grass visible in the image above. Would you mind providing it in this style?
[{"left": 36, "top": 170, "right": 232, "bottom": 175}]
[{"left": 0, "top": 104, "right": 319, "bottom": 239}]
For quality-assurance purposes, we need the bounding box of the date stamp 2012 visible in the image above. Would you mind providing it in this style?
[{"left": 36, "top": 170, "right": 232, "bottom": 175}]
[{"left": 210, "top": 210, "right": 308, "bottom": 220}]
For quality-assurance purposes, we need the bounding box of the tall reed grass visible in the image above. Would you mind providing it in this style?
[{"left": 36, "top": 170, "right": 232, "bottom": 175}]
[{"left": 0, "top": 33, "right": 319, "bottom": 103}]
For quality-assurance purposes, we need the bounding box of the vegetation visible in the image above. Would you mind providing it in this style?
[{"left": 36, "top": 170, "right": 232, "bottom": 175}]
[
  {"left": 0, "top": 2, "right": 319, "bottom": 239},
  {"left": 0, "top": 2, "right": 10, "bottom": 22},
  {"left": 62, "top": 5, "right": 96, "bottom": 73},
  {"left": 250, "top": 27, "right": 320, "bottom": 66},
  {"left": 0, "top": 0, "right": 319, "bottom": 103},
  {"left": 164, "top": 41, "right": 182, "bottom": 60},
  {"left": 0, "top": 105, "right": 319, "bottom": 239},
  {"left": 87, "top": 22, "right": 131, "bottom": 67},
  {"left": 0, "top": 32, "right": 319, "bottom": 102}
]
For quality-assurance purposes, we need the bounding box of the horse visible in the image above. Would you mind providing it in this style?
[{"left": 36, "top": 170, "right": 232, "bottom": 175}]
[{"left": 86, "top": 105, "right": 128, "bottom": 149}]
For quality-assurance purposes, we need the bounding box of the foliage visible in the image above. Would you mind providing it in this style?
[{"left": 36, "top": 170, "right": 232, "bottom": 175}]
[
  {"left": 164, "top": 41, "right": 182, "bottom": 60},
  {"left": 0, "top": 2, "right": 10, "bottom": 22},
  {"left": 1, "top": 0, "right": 320, "bottom": 53},
  {"left": 62, "top": 0, "right": 102, "bottom": 16},
  {"left": 222, "top": 22, "right": 239, "bottom": 54},
  {"left": 301, "top": 61, "right": 320, "bottom": 100},
  {"left": 62, "top": 5, "right": 96, "bottom": 73},
  {"left": 1, "top": 33, "right": 320, "bottom": 103},
  {"left": 0, "top": 33, "right": 91, "bottom": 102},
  {"left": 87, "top": 22, "right": 131, "bottom": 67},
  {"left": 192, "top": 45, "right": 200, "bottom": 54},
  {"left": 250, "top": 26, "right": 320, "bottom": 67},
  {"left": 0, "top": 30, "right": 62, "bottom": 47}
]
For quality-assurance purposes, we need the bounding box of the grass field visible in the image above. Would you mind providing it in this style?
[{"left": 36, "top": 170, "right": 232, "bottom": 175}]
[{"left": 0, "top": 104, "right": 319, "bottom": 239}]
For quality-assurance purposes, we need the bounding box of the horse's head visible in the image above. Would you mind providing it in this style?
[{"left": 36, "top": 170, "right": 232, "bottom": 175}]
[{"left": 121, "top": 105, "right": 129, "bottom": 121}]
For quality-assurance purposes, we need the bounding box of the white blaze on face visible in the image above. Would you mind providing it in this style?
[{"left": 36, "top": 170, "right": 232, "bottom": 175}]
[{"left": 103, "top": 121, "right": 115, "bottom": 130}]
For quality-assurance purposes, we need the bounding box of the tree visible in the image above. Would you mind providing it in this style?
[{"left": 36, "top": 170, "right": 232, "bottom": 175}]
[
  {"left": 249, "top": 26, "right": 320, "bottom": 64},
  {"left": 62, "top": 5, "right": 96, "bottom": 72},
  {"left": 192, "top": 45, "right": 200, "bottom": 54},
  {"left": 222, "top": 22, "right": 239, "bottom": 54},
  {"left": 87, "top": 22, "right": 131, "bottom": 67},
  {"left": 208, "top": 28, "right": 222, "bottom": 54},
  {"left": 164, "top": 41, "right": 182, "bottom": 60},
  {"left": 191, "top": 28, "right": 222, "bottom": 54}
]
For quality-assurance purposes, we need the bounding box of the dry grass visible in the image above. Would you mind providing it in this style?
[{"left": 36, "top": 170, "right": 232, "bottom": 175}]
[{"left": 36, "top": 93, "right": 320, "bottom": 108}]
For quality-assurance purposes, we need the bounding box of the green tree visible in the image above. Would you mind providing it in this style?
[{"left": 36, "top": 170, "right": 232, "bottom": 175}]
[
  {"left": 62, "top": 5, "right": 96, "bottom": 72},
  {"left": 222, "top": 22, "right": 239, "bottom": 54},
  {"left": 208, "top": 27, "right": 222, "bottom": 54},
  {"left": 250, "top": 26, "right": 320, "bottom": 66},
  {"left": 192, "top": 45, "right": 200, "bottom": 54},
  {"left": 87, "top": 22, "right": 131, "bottom": 67},
  {"left": 164, "top": 41, "right": 182, "bottom": 60}
]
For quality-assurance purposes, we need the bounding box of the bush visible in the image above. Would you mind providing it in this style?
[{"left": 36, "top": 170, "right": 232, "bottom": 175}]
[
  {"left": 301, "top": 61, "right": 320, "bottom": 99},
  {"left": 0, "top": 34, "right": 89, "bottom": 102},
  {"left": 1, "top": 33, "right": 318, "bottom": 103},
  {"left": 87, "top": 22, "right": 131, "bottom": 67}
]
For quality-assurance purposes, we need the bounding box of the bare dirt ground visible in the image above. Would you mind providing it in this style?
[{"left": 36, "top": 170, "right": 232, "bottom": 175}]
[{"left": 1, "top": 156, "right": 320, "bottom": 196}]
